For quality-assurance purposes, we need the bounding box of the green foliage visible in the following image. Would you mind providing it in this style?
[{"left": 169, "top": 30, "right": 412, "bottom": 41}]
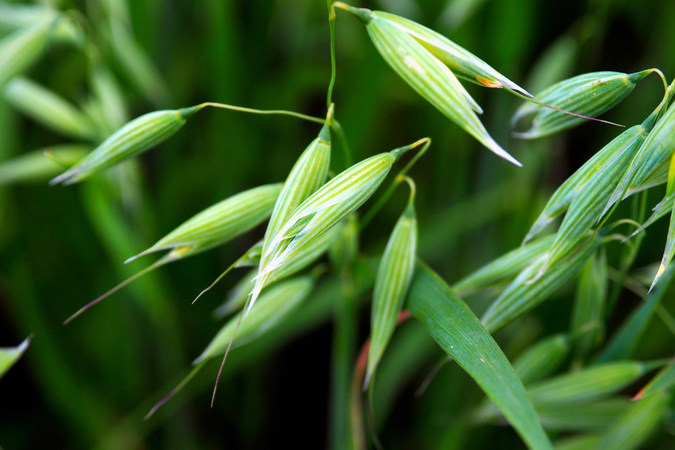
[{"left": 2, "top": 1, "right": 675, "bottom": 449}]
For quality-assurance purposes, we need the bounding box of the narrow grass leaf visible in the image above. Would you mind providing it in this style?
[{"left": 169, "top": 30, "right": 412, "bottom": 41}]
[
  {"left": 341, "top": 6, "right": 520, "bottom": 166},
  {"left": 513, "top": 334, "right": 571, "bottom": 385},
  {"left": 406, "top": 262, "right": 553, "bottom": 450},
  {"left": 482, "top": 232, "right": 601, "bottom": 333},
  {"left": 0, "top": 17, "right": 53, "bottom": 88},
  {"left": 513, "top": 71, "right": 648, "bottom": 139},
  {"left": 195, "top": 276, "right": 314, "bottom": 363},
  {"left": 571, "top": 249, "right": 608, "bottom": 360},
  {"left": 634, "top": 362, "right": 675, "bottom": 399},
  {"left": 526, "top": 361, "right": 657, "bottom": 404},
  {"left": 0, "top": 144, "right": 89, "bottom": 186},
  {"left": 367, "top": 188, "right": 417, "bottom": 387},
  {"left": 4, "top": 77, "right": 97, "bottom": 140},
  {"left": 596, "top": 264, "right": 675, "bottom": 363},
  {"left": 0, "top": 337, "right": 30, "bottom": 380},
  {"left": 251, "top": 141, "right": 418, "bottom": 311},
  {"left": 371, "top": 10, "right": 531, "bottom": 96},
  {"left": 453, "top": 234, "right": 555, "bottom": 296},
  {"left": 596, "top": 391, "right": 670, "bottom": 450},
  {"left": 50, "top": 106, "right": 202, "bottom": 184}
]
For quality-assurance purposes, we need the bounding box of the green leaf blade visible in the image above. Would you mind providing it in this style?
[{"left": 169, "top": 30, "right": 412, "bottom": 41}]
[{"left": 406, "top": 262, "right": 553, "bottom": 450}]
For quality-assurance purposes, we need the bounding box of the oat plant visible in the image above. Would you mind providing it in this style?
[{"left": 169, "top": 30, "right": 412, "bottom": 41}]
[{"left": 2, "top": 1, "right": 675, "bottom": 450}]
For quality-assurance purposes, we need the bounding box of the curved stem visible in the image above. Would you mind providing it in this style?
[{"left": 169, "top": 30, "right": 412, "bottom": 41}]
[
  {"left": 330, "top": 118, "right": 352, "bottom": 169},
  {"left": 327, "top": 0, "right": 337, "bottom": 107},
  {"left": 360, "top": 138, "right": 431, "bottom": 230},
  {"left": 199, "top": 102, "right": 325, "bottom": 124}
]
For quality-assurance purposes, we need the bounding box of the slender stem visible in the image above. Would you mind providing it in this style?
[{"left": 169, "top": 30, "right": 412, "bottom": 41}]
[
  {"left": 327, "top": 0, "right": 337, "bottom": 107},
  {"left": 199, "top": 102, "right": 325, "bottom": 124},
  {"left": 360, "top": 138, "right": 431, "bottom": 230},
  {"left": 330, "top": 118, "right": 352, "bottom": 169},
  {"left": 330, "top": 266, "right": 358, "bottom": 450},
  {"left": 606, "top": 191, "right": 647, "bottom": 316}
]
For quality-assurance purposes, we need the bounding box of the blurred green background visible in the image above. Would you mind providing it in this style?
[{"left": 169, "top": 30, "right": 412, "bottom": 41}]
[{"left": 1, "top": 0, "right": 675, "bottom": 449}]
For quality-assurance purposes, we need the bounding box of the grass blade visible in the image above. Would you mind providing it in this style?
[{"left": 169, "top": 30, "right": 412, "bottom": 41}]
[{"left": 406, "top": 261, "right": 553, "bottom": 450}]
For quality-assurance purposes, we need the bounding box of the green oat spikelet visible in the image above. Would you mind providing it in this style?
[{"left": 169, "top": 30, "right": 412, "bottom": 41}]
[
  {"left": 366, "top": 177, "right": 417, "bottom": 388},
  {"left": 211, "top": 223, "right": 342, "bottom": 318},
  {"left": 513, "top": 334, "right": 571, "bottom": 386},
  {"left": 250, "top": 139, "right": 421, "bottom": 312},
  {"left": 534, "top": 123, "right": 647, "bottom": 279},
  {"left": 50, "top": 106, "right": 201, "bottom": 184},
  {"left": 513, "top": 71, "right": 649, "bottom": 139},
  {"left": 603, "top": 84, "right": 675, "bottom": 217},
  {"left": 0, "top": 337, "right": 30, "bottom": 380},
  {"left": 453, "top": 234, "right": 556, "bottom": 296},
  {"left": 130, "top": 183, "right": 282, "bottom": 262},
  {"left": 526, "top": 361, "right": 661, "bottom": 404},
  {"left": 482, "top": 231, "right": 602, "bottom": 333},
  {"left": 336, "top": 4, "right": 521, "bottom": 166},
  {"left": 370, "top": 10, "right": 531, "bottom": 97},
  {"left": 195, "top": 276, "right": 315, "bottom": 364},
  {"left": 0, "top": 144, "right": 89, "bottom": 187},
  {"left": 253, "top": 108, "right": 332, "bottom": 305},
  {"left": 523, "top": 126, "right": 644, "bottom": 244},
  {"left": 64, "top": 184, "right": 282, "bottom": 323}
]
